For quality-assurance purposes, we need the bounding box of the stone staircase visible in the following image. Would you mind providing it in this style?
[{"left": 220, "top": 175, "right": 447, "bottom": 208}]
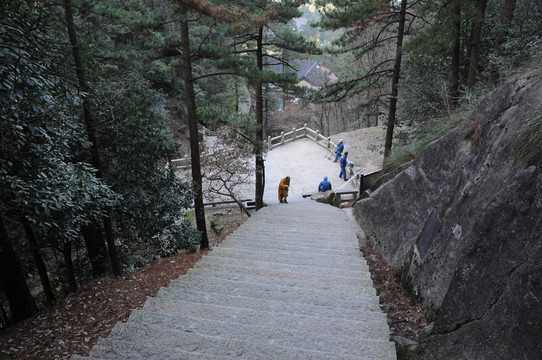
[{"left": 72, "top": 199, "right": 396, "bottom": 359}]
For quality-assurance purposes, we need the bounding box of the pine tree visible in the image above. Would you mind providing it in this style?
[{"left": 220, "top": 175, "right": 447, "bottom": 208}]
[
  {"left": 211, "top": 0, "right": 315, "bottom": 209},
  {"left": 316, "top": 0, "right": 414, "bottom": 156},
  {"left": 179, "top": 3, "right": 210, "bottom": 249}
]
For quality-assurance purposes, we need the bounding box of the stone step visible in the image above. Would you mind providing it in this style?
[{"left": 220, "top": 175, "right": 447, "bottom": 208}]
[
  {"left": 257, "top": 213, "right": 348, "bottom": 220},
  {"left": 247, "top": 202, "right": 339, "bottom": 212},
  {"left": 154, "top": 288, "right": 382, "bottom": 316},
  {"left": 213, "top": 240, "right": 361, "bottom": 255},
  {"left": 141, "top": 299, "right": 388, "bottom": 337},
  {"left": 223, "top": 236, "right": 358, "bottom": 249},
  {"left": 166, "top": 274, "right": 379, "bottom": 307},
  {"left": 221, "top": 230, "right": 359, "bottom": 248},
  {"left": 207, "top": 246, "right": 368, "bottom": 269},
  {"left": 194, "top": 254, "right": 368, "bottom": 278},
  {"left": 222, "top": 234, "right": 360, "bottom": 251},
  {"left": 96, "top": 321, "right": 395, "bottom": 359},
  {"left": 145, "top": 295, "right": 386, "bottom": 323},
  {"left": 90, "top": 339, "right": 363, "bottom": 360},
  {"left": 218, "top": 237, "right": 363, "bottom": 255},
  {"left": 126, "top": 311, "right": 391, "bottom": 354},
  {"left": 231, "top": 217, "right": 355, "bottom": 227},
  {"left": 221, "top": 237, "right": 360, "bottom": 253},
  {"left": 228, "top": 212, "right": 355, "bottom": 225},
  {"left": 230, "top": 225, "right": 356, "bottom": 237},
  {"left": 184, "top": 267, "right": 376, "bottom": 294},
  {"left": 254, "top": 203, "right": 343, "bottom": 213},
  {"left": 89, "top": 340, "right": 238, "bottom": 360},
  {"left": 189, "top": 261, "right": 373, "bottom": 286},
  {"left": 72, "top": 200, "right": 395, "bottom": 360},
  {"left": 231, "top": 210, "right": 352, "bottom": 225}
]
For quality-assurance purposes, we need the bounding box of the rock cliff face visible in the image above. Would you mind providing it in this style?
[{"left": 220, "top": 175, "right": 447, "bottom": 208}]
[{"left": 354, "top": 71, "right": 542, "bottom": 359}]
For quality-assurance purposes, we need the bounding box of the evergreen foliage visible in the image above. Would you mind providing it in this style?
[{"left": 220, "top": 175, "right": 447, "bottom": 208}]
[
  {"left": 401, "top": 0, "right": 542, "bottom": 124},
  {"left": 389, "top": 0, "right": 542, "bottom": 163},
  {"left": 1, "top": 0, "right": 198, "bottom": 324}
]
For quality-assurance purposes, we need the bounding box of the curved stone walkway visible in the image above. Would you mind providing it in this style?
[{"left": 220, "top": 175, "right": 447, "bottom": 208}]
[
  {"left": 72, "top": 199, "right": 395, "bottom": 359},
  {"left": 263, "top": 138, "right": 357, "bottom": 204}
]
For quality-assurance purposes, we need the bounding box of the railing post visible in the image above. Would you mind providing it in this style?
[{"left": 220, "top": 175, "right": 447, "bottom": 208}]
[
  {"left": 281, "top": 132, "right": 285, "bottom": 145},
  {"left": 327, "top": 137, "right": 331, "bottom": 149},
  {"left": 292, "top": 127, "right": 296, "bottom": 141},
  {"left": 304, "top": 123, "right": 307, "bottom": 137},
  {"left": 358, "top": 173, "right": 364, "bottom": 200},
  {"left": 267, "top": 136, "right": 271, "bottom": 151},
  {"left": 315, "top": 130, "right": 320, "bottom": 143}
]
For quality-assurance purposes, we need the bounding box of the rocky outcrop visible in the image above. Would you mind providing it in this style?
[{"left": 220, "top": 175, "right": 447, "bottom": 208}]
[
  {"left": 354, "top": 70, "right": 542, "bottom": 359},
  {"left": 311, "top": 190, "right": 335, "bottom": 205}
]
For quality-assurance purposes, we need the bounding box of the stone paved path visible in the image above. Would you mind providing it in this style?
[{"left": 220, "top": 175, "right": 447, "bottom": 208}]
[
  {"left": 263, "top": 138, "right": 357, "bottom": 204},
  {"left": 72, "top": 199, "right": 396, "bottom": 359}
]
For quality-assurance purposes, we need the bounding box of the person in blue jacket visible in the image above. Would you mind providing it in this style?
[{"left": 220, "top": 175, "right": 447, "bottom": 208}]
[
  {"left": 334, "top": 139, "right": 344, "bottom": 162},
  {"left": 339, "top": 152, "right": 349, "bottom": 181},
  {"left": 318, "top": 176, "right": 332, "bottom": 192}
]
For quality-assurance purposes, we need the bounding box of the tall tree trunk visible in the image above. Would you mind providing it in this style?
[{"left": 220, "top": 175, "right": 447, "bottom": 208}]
[
  {"left": 326, "top": 104, "right": 331, "bottom": 136},
  {"left": 20, "top": 217, "right": 55, "bottom": 306},
  {"left": 168, "top": 20, "right": 179, "bottom": 96},
  {"left": 465, "top": 0, "right": 488, "bottom": 89},
  {"left": 63, "top": 0, "right": 121, "bottom": 275},
  {"left": 102, "top": 216, "right": 120, "bottom": 275},
  {"left": 179, "top": 5, "right": 209, "bottom": 250},
  {"left": 264, "top": 83, "right": 269, "bottom": 138},
  {"left": 0, "top": 303, "right": 9, "bottom": 328},
  {"left": 0, "top": 220, "right": 37, "bottom": 324},
  {"left": 254, "top": 27, "right": 265, "bottom": 210},
  {"left": 449, "top": 0, "right": 461, "bottom": 108},
  {"left": 491, "top": 0, "right": 517, "bottom": 83},
  {"left": 282, "top": 50, "right": 287, "bottom": 110},
  {"left": 497, "top": 0, "right": 517, "bottom": 47},
  {"left": 384, "top": 0, "right": 407, "bottom": 158},
  {"left": 367, "top": 88, "right": 372, "bottom": 127},
  {"left": 233, "top": 42, "right": 241, "bottom": 114},
  {"left": 63, "top": 241, "right": 78, "bottom": 293},
  {"left": 81, "top": 225, "right": 107, "bottom": 277}
]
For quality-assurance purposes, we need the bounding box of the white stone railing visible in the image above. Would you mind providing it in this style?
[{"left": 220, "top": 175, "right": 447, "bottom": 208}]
[
  {"left": 170, "top": 124, "right": 367, "bottom": 192},
  {"left": 169, "top": 148, "right": 240, "bottom": 170},
  {"left": 266, "top": 123, "right": 337, "bottom": 152},
  {"left": 169, "top": 127, "right": 216, "bottom": 169},
  {"left": 170, "top": 124, "right": 335, "bottom": 169},
  {"left": 170, "top": 155, "right": 191, "bottom": 169},
  {"left": 266, "top": 124, "right": 366, "bottom": 189}
]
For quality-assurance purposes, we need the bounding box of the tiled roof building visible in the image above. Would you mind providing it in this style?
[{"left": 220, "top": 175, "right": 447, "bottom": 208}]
[{"left": 293, "top": 60, "right": 338, "bottom": 89}]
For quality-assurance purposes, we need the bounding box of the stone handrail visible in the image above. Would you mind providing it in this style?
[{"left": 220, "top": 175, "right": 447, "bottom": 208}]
[
  {"left": 266, "top": 124, "right": 365, "bottom": 189},
  {"left": 170, "top": 124, "right": 366, "bottom": 190},
  {"left": 335, "top": 168, "right": 365, "bottom": 193},
  {"left": 169, "top": 126, "right": 215, "bottom": 169},
  {"left": 170, "top": 124, "right": 336, "bottom": 169},
  {"left": 266, "top": 124, "right": 337, "bottom": 152},
  {"left": 170, "top": 155, "right": 190, "bottom": 169}
]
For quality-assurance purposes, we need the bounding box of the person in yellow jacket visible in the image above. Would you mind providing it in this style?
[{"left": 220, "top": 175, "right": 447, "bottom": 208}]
[{"left": 278, "top": 176, "right": 290, "bottom": 204}]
